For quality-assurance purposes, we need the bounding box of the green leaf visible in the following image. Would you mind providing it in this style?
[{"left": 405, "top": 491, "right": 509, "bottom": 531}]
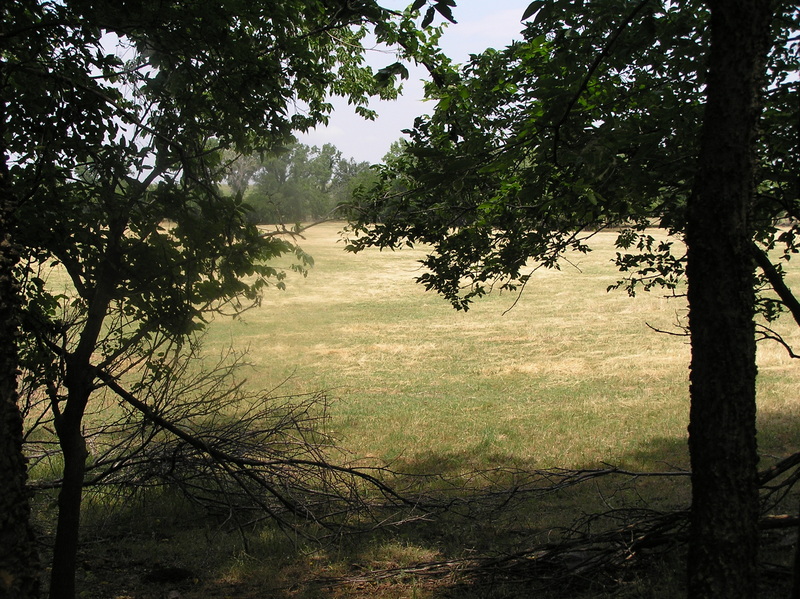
[
  {"left": 521, "top": 1, "right": 541, "bottom": 21},
  {"left": 434, "top": 1, "right": 457, "bottom": 24},
  {"left": 421, "top": 6, "right": 435, "bottom": 28}
]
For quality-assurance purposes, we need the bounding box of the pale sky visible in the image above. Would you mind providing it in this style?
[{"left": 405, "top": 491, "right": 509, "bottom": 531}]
[{"left": 299, "top": 1, "right": 531, "bottom": 163}]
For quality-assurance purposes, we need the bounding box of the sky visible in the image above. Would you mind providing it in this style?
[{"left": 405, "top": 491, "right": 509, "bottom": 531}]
[{"left": 298, "top": 1, "right": 532, "bottom": 163}]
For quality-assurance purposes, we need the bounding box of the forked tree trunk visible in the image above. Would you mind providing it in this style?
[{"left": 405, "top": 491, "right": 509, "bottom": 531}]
[
  {"left": 685, "top": 2, "right": 773, "bottom": 597},
  {"left": 49, "top": 244, "right": 119, "bottom": 599}
]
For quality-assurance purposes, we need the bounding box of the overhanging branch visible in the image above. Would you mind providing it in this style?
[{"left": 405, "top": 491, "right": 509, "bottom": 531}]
[{"left": 751, "top": 241, "right": 800, "bottom": 328}]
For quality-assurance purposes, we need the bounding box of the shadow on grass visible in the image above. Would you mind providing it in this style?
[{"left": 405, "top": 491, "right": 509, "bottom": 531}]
[{"left": 39, "top": 422, "right": 799, "bottom": 599}]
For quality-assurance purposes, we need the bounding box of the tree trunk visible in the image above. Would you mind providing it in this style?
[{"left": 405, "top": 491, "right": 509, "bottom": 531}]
[
  {"left": 792, "top": 497, "right": 800, "bottom": 599},
  {"left": 685, "top": 2, "right": 773, "bottom": 598},
  {"left": 0, "top": 125, "right": 41, "bottom": 598},
  {"left": 48, "top": 406, "right": 88, "bottom": 599},
  {"left": 49, "top": 248, "right": 119, "bottom": 599}
]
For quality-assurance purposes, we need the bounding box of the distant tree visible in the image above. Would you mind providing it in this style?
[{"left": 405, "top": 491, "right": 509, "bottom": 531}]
[
  {"left": 245, "top": 142, "right": 374, "bottom": 223},
  {"left": 2, "top": 1, "right": 441, "bottom": 597},
  {"left": 223, "top": 151, "right": 263, "bottom": 199},
  {"left": 247, "top": 145, "right": 299, "bottom": 223},
  {"left": 294, "top": 143, "right": 343, "bottom": 220},
  {"left": 345, "top": 1, "right": 796, "bottom": 596},
  {"left": 333, "top": 155, "right": 378, "bottom": 208}
]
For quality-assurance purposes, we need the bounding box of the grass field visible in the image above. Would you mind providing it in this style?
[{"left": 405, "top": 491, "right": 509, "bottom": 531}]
[
  {"left": 41, "top": 221, "right": 800, "bottom": 598},
  {"left": 207, "top": 222, "right": 800, "bottom": 472}
]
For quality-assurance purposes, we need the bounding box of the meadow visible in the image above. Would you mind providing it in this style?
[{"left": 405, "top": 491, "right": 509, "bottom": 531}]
[
  {"left": 208, "top": 222, "right": 800, "bottom": 473},
  {"left": 42, "top": 221, "right": 800, "bottom": 598}
]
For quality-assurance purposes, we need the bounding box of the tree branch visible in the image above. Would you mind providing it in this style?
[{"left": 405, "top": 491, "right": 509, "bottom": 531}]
[
  {"left": 92, "top": 366, "right": 423, "bottom": 511},
  {"left": 751, "top": 241, "right": 800, "bottom": 328},
  {"left": 551, "top": 0, "right": 652, "bottom": 164}
]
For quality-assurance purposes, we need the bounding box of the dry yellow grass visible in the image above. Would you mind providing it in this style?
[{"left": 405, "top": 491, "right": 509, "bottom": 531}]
[
  {"left": 204, "top": 222, "right": 800, "bottom": 475},
  {"left": 59, "top": 221, "right": 800, "bottom": 599},
  {"left": 33, "top": 220, "right": 800, "bottom": 472}
]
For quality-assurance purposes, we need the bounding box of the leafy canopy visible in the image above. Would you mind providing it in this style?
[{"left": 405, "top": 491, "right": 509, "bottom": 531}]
[
  {"left": 3, "top": 0, "right": 444, "bottom": 358},
  {"left": 345, "top": 0, "right": 800, "bottom": 313},
  {"left": 3, "top": 2, "right": 455, "bottom": 594}
]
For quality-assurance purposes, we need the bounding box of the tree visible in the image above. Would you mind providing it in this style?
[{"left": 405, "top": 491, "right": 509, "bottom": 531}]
[
  {"left": 250, "top": 143, "right": 341, "bottom": 222},
  {"left": 345, "top": 1, "right": 798, "bottom": 596},
  {"left": 242, "top": 142, "right": 374, "bottom": 224},
  {"left": 246, "top": 145, "right": 302, "bottom": 223},
  {"left": 331, "top": 154, "right": 378, "bottom": 213},
  {"left": 685, "top": 3, "right": 774, "bottom": 596},
  {"left": 0, "top": 157, "right": 39, "bottom": 599},
  {"left": 223, "top": 151, "right": 263, "bottom": 199},
  {"left": 3, "top": 1, "right": 438, "bottom": 597}
]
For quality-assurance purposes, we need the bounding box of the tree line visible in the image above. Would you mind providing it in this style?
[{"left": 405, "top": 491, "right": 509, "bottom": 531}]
[{"left": 224, "top": 142, "right": 377, "bottom": 224}]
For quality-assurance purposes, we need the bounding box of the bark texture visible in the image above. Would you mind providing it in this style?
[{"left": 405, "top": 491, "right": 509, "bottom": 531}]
[
  {"left": 685, "top": 2, "right": 774, "bottom": 597},
  {"left": 0, "top": 162, "right": 40, "bottom": 597}
]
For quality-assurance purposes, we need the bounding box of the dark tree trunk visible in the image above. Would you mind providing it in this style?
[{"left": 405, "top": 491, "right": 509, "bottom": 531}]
[
  {"left": 0, "top": 154, "right": 41, "bottom": 596},
  {"left": 48, "top": 401, "right": 89, "bottom": 599},
  {"left": 793, "top": 497, "right": 800, "bottom": 599},
  {"left": 685, "top": 2, "right": 773, "bottom": 597},
  {"left": 49, "top": 248, "right": 119, "bottom": 599}
]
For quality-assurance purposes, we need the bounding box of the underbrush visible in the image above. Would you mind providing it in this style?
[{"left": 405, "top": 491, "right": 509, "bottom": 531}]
[{"left": 30, "top": 459, "right": 798, "bottom": 599}]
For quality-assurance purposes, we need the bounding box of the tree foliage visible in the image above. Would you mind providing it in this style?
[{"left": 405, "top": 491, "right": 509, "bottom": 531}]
[
  {"left": 2, "top": 1, "right": 445, "bottom": 597},
  {"left": 346, "top": 1, "right": 799, "bottom": 313},
  {"left": 344, "top": 1, "right": 799, "bottom": 596}
]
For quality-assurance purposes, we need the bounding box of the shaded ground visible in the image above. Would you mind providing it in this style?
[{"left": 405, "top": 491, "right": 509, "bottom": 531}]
[{"left": 33, "top": 456, "right": 799, "bottom": 599}]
